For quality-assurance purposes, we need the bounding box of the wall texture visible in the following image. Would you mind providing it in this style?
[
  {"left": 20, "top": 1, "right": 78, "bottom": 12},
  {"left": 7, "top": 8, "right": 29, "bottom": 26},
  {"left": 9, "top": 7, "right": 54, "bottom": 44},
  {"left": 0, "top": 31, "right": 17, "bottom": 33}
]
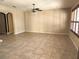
[
  {"left": 25, "top": 9, "right": 70, "bottom": 34},
  {"left": 0, "top": 5, "right": 25, "bottom": 34}
]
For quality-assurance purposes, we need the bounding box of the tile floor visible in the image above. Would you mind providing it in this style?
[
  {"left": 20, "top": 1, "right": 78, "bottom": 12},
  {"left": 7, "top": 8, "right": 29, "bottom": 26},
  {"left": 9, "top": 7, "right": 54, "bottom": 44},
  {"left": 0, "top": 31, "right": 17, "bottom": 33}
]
[{"left": 0, "top": 32, "right": 77, "bottom": 59}]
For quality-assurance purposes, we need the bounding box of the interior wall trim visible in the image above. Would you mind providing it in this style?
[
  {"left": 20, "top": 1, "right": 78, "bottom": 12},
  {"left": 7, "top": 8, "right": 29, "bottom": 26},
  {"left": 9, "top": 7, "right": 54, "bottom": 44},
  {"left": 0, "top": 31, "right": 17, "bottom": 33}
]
[
  {"left": 25, "top": 31, "right": 68, "bottom": 35},
  {"left": 69, "top": 31, "right": 78, "bottom": 51}
]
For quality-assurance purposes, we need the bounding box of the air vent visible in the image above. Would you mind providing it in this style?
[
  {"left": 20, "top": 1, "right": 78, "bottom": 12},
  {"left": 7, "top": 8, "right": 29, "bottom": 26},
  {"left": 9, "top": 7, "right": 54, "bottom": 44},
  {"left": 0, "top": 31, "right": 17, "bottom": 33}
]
[
  {"left": 0, "top": 0, "right": 4, "bottom": 1},
  {"left": 12, "top": 6, "right": 16, "bottom": 8}
]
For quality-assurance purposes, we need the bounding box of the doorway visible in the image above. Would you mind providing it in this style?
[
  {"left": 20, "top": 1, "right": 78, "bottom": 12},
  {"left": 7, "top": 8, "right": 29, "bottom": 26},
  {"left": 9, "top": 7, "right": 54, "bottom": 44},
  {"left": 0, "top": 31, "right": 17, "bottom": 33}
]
[
  {"left": 0, "top": 12, "right": 7, "bottom": 34},
  {"left": 0, "top": 12, "right": 14, "bottom": 35},
  {"left": 7, "top": 13, "right": 14, "bottom": 34}
]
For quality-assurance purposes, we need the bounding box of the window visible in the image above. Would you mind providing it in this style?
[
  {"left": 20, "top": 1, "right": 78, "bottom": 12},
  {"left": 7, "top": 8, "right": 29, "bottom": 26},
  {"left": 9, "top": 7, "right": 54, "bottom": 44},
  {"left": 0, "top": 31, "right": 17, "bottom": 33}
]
[{"left": 70, "top": 6, "right": 79, "bottom": 36}]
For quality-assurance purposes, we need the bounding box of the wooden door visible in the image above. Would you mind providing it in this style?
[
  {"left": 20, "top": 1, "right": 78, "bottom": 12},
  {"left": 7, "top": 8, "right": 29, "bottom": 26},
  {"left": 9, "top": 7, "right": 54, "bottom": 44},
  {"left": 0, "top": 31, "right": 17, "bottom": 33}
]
[{"left": 7, "top": 13, "right": 14, "bottom": 34}]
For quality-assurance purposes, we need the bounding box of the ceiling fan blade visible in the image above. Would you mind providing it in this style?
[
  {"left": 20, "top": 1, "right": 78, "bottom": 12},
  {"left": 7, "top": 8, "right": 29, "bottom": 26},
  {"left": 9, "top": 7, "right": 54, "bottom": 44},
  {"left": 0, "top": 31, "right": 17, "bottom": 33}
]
[
  {"left": 38, "top": 9, "right": 43, "bottom": 11},
  {"left": 33, "top": 4, "right": 35, "bottom": 6},
  {"left": 35, "top": 8, "right": 39, "bottom": 10},
  {"left": 35, "top": 8, "right": 43, "bottom": 11}
]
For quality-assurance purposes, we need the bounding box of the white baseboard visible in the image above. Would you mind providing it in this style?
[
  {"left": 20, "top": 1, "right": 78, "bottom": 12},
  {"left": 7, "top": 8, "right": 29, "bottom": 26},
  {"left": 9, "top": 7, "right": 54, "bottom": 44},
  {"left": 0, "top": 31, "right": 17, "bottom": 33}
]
[
  {"left": 69, "top": 36, "right": 78, "bottom": 51},
  {"left": 14, "top": 31, "right": 25, "bottom": 34},
  {"left": 25, "top": 31, "right": 68, "bottom": 35}
]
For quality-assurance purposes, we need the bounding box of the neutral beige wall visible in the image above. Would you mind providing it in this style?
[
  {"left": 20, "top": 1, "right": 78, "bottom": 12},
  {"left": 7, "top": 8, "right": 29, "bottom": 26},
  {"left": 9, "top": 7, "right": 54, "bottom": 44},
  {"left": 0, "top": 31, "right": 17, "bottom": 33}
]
[
  {"left": 0, "top": 5, "right": 25, "bottom": 34},
  {"left": 25, "top": 9, "right": 70, "bottom": 34}
]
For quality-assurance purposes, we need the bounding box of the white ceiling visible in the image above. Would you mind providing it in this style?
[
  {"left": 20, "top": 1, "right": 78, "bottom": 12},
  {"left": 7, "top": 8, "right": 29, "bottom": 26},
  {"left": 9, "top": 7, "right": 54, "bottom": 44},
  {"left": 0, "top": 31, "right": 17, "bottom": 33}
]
[{"left": 0, "top": 0, "right": 78, "bottom": 11}]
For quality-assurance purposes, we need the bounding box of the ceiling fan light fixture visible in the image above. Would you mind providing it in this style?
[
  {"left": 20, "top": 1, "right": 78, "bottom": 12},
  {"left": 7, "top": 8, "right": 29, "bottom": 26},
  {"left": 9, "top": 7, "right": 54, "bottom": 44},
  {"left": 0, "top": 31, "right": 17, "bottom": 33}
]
[{"left": 32, "top": 9, "right": 36, "bottom": 12}]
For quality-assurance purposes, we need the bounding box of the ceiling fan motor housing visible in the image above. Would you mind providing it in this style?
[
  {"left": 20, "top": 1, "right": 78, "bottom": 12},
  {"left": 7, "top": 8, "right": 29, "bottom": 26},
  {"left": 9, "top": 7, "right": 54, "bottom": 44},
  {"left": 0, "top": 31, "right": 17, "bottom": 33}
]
[{"left": 32, "top": 3, "right": 42, "bottom": 12}]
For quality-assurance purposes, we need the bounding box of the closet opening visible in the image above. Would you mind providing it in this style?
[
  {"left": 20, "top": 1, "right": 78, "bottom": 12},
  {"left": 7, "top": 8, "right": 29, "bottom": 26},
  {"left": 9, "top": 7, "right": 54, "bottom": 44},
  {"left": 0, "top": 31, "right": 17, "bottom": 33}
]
[
  {"left": 0, "top": 12, "right": 7, "bottom": 35},
  {"left": 0, "top": 12, "right": 14, "bottom": 35}
]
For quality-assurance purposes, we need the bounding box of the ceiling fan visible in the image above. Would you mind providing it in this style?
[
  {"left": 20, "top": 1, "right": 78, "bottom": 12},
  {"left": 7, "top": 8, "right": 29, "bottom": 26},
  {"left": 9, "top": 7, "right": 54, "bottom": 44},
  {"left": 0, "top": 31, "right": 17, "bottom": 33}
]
[{"left": 32, "top": 4, "right": 42, "bottom": 12}]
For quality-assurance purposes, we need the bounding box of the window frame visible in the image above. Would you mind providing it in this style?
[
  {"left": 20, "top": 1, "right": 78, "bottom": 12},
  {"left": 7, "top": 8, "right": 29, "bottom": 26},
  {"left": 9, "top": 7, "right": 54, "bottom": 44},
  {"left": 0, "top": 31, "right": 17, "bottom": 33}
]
[{"left": 71, "top": 5, "right": 79, "bottom": 37}]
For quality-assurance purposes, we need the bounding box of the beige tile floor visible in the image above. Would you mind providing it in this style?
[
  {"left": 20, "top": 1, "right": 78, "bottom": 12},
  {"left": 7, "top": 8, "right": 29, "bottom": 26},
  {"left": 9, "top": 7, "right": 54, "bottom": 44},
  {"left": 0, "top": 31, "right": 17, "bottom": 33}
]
[{"left": 0, "top": 32, "right": 77, "bottom": 59}]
